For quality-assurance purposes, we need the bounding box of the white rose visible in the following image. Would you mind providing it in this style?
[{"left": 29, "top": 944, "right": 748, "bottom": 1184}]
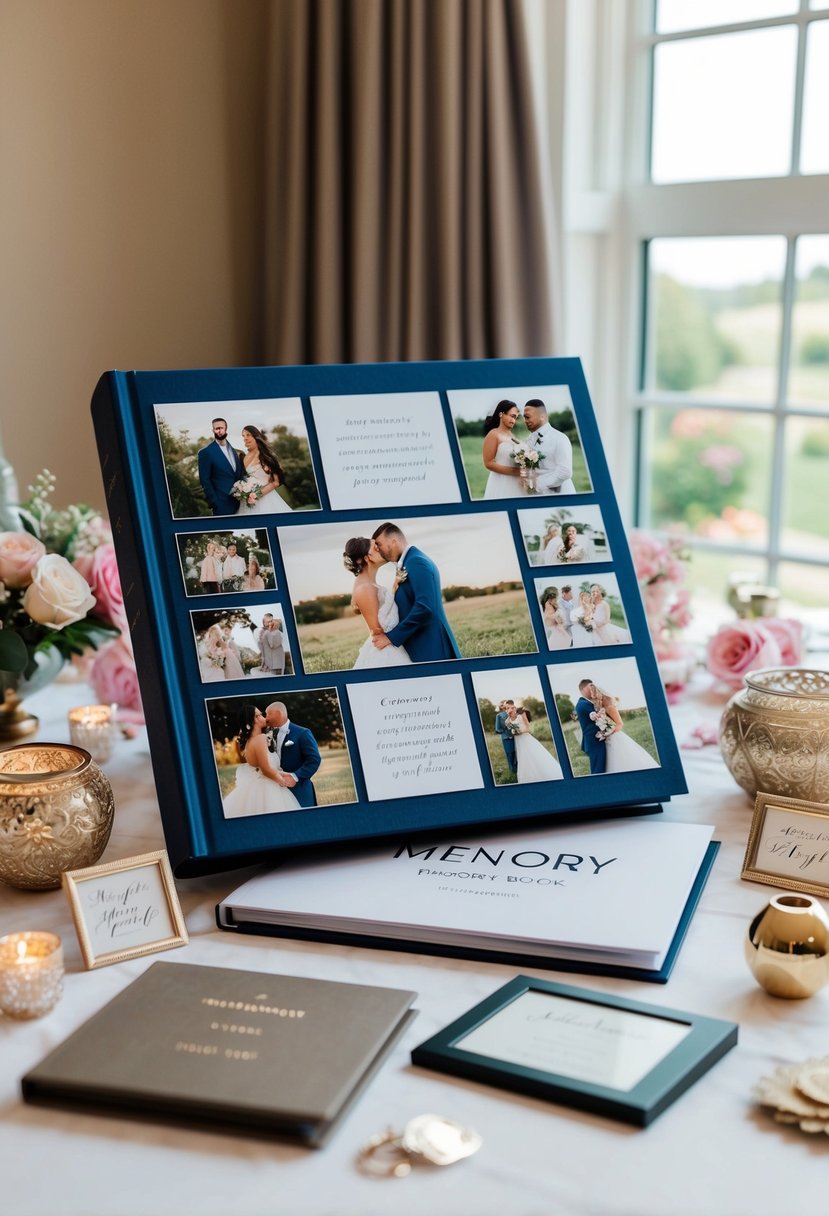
[{"left": 22, "top": 554, "right": 96, "bottom": 629}]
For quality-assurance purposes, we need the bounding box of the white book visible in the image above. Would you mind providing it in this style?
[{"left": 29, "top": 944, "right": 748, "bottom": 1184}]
[{"left": 218, "top": 819, "right": 716, "bottom": 980}]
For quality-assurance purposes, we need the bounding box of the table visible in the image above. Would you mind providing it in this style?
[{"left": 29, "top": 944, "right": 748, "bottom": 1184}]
[{"left": 2, "top": 673, "right": 826, "bottom": 1216}]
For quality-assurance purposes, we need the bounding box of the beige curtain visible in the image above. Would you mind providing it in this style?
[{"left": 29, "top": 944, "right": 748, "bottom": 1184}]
[{"left": 263, "top": 0, "right": 558, "bottom": 365}]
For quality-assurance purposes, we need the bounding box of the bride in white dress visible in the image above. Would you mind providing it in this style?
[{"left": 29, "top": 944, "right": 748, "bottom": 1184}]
[
  {"left": 236, "top": 425, "right": 292, "bottom": 516},
  {"left": 344, "top": 537, "right": 412, "bottom": 669},
  {"left": 569, "top": 590, "right": 596, "bottom": 648},
  {"left": 512, "top": 709, "right": 563, "bottom": 783},
  {"left": 542, "top": 589, "right": 571, "bottom": 651},
  {"left": 222, "top": 706, "right": 301, "bottom": 818},
  {"left": 594, "top": 691, "right": 660, "bottom": 774},
  {"left": 482, "top": 400, "right": 523, "bottom": 499},
  {"left": 590, "top": 584, "right": 631, "bottom": 645}
]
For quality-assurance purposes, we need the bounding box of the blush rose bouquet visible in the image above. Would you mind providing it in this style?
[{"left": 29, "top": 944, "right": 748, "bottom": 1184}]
[
  {"left": 0, "top": 472, "right": 142, "bottom": 719},
  {"left": 629, "top": 529, "right": 696, "bottom": 702},
  {"left": 706, "top": 617, "right": 804, "bottom": 689}
]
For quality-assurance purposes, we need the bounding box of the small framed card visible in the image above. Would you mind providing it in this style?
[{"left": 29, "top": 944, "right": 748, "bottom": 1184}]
[
  {"left": 62, "top": 850, "right": 189, "bottom": 970},
  {"left": 742, "top": 792, "right": 829, "bottom": 898},
  {"left": 411, "top": 975, "right": 737, "bottom": 1126}
]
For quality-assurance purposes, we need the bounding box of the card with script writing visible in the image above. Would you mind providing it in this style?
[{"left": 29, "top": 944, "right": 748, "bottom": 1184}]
[
  {"left": 22, "top": 961, "right": 417, "bottom": 1146},
  {"left": 411, "top": 975, "right": 737, "bottom": 1126},
  {"left": 92, "top": 356, "right": 686, "bottom": 876}
]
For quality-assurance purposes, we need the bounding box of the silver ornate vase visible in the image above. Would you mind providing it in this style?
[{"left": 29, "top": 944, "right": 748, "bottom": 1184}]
[
  {"left": 718, "top": 668, "right": 829, "bottom": 802},
  {"left": 0, "top": 742, "right": 115, "bottom": 890}
]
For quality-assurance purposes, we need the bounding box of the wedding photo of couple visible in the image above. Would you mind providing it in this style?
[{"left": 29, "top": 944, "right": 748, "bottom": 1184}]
[
  {"left": 207, "top": 689, "right": 357, "bottom": 815},
  {"left": 279, "top": 512, "right": 537, "bottom": 675},
  {"left": 447, "top": 384, "right": 592, "bottom": 500},
  {"left": 154, "top": 398, "right": 321, "bottom": 519},
  {"left": 472, "top": 668, "right": 564, "bottom": 786},
  {"left": 176, "top": 527, "right": 276, "bottom": 597},
  {"left": 550, "top": 657, "right": 661, "bottom": 778},
  {"left": 518, "top": 505, "right": 612, "bottom": 568},
  {"left": 191, "top": 604, "right": 292, "bottom": 683},
  {"left": 536, "top": 576, "right": 632, "bottom": 651}
]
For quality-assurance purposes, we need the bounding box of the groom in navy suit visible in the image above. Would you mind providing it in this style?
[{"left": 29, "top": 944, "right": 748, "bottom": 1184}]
[
  {"left": 370, "top": 522, "right": 461, "bottom": 663},
  {"left": 264, "top": 701, "right": 321, "bottom": 807},
  {"left": 197, "top": 418, "right": 246, "bottom": 516},
  {"left": 575, "top": 678, "right": 607, "bottom": 774}
]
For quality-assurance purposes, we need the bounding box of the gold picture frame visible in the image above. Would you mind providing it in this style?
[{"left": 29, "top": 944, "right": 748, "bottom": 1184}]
[
  {"left": 741, "top": 793, "right": 829, "bottom": 898},
  {"left": 62, "top": 849, "right": 189, "bottom": 970}
]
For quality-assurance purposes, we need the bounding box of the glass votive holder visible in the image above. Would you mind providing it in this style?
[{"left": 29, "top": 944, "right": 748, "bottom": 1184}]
[
  {"left": 68, "top": 704, "right": 117, "bottom": 764},
  {"left": 0, "top": 931, "right": 64, "bottom": 1019}
]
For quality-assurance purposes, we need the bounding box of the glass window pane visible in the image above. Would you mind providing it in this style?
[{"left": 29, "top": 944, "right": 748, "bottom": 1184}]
[
  {"left": 644, "top": 407, "right": 773, "bottom": 545},
  {"left": 779, "top": 560, "right": 829, "bottom": 623},
  {"left": 682, "top": 551, "right": 768, "bottom": 644},
  {"left": 801, "top": 20, "right": 829, "bottom": 175},
  {"left": 782, "top": 418, "right": 829, "bottom": 562},
  {"left": 789, "top": 236, "right": 829, "bottom": 409},
  {"left": 651, "top": 28, "right": 797, "bottom": 183},
  {"left": 656, "top": 1, "right": 796, "bottom": 34},
  {"left": 648, "top": 237, "right": 785, "bottom": 402}
]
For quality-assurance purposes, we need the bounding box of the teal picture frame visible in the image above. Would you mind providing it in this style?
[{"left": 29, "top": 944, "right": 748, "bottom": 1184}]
[{"left": 411, "top": 975, "right": 737, "bottom": 1126}]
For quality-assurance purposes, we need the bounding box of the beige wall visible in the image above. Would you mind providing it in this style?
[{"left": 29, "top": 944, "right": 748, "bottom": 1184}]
[{"left": 0, "top": 0, "right": 269, "bottom": 511}]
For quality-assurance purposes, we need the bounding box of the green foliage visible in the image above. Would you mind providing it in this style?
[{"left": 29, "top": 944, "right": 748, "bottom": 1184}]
[
  {"left": 270, "top": 426, "right": 321, "bottom": 510},
  {"left": 555, "top": 693, "right": 574, "bottom": 724},
  {"left": 655, "top": 275, "right": 734, "bottom": 392},
  {"left": 800, "top": 426, "right": 829, "bottom": 458},
  {"left": 650, "top": 417, "right": 749, "bottom": 528},
  {"left": 800, "top": 333, "right": 829, "bottom": 365},
  {"left": 208, "top": 689, "right": 345, "bottom": 748},
  {"left": 0, "top": 629, "right": 29, "bottom": 672},
  {"left": 295, "top": 595, "right": 351, "bottom": 626}
]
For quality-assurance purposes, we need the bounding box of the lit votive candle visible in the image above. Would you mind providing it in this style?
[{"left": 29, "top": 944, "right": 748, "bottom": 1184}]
[
  {"left": 0, "top": 932, "right": 64, "bottom": 1019},
  {"left": 68, "top": 704, "right": 116, "bottom": 763}
]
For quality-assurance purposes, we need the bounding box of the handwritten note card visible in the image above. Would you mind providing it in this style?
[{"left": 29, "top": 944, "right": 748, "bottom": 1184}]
[
  {"left": 310, "top": 392, "right": 462, "bottom": 510},
  {"left": 81, "top": 862, "right": 172, "bottom": 956},
  {"left": 346, "top": 674, "right": 483, "bottom": 801},
  {"left": 457, "top": 990, "right": 691, "bottom": 1092},
  {"left": 756, "top": 805, "right": 829, "bottom": 885}
]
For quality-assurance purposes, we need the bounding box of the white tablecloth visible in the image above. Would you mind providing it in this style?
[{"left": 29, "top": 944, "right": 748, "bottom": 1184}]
[{"left": 1, "top": 673, "right": 826, "bottom": 1216}]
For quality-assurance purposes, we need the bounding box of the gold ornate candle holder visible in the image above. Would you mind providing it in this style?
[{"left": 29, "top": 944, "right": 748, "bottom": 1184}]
[
  {"left": 719, "top": 668, "right": 829, "bottom": 801},
  {"left": 68, "top": 704, "right": 117, "bottom": 764},
  {"left": 0, "top": 742, "right": 115, "bottom": 890},
  {"left": 0, "top": 931, "right": 64, "bottom": 1018}
]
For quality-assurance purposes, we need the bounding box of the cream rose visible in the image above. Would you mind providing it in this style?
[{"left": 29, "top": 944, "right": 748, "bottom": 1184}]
[
  {"left": 0, "top": 531, "right": 47, "bottom": 589},
  {"left": 22, "top": 554, "right": 96, "bottom": 629}
]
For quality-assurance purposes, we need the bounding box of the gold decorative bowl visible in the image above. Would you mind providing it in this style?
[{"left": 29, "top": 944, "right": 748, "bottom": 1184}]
[
  {"left": 718, "top": 668, "right": 829, "bottom": 802},
  {"left": 0, "top": 742, "right": 115, "bottom": 890}
]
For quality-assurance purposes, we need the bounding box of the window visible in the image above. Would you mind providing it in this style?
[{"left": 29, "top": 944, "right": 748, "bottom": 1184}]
[{"left": 630, "top": 1, "right": 829, "bottom": 635}]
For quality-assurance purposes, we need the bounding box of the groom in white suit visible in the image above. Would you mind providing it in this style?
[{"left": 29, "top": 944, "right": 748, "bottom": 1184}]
[{"left": 523, "top": 399, "right": 575, "bottom": 495}]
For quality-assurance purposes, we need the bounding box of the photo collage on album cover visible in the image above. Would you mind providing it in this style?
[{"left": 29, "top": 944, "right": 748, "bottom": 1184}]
[{"left": 153, "top": 386, "right": 662, "bottom": 822}]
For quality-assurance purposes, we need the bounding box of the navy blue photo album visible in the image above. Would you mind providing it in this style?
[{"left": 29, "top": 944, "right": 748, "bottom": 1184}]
[{"left": 92, "top": 357, "right": 687, "bottom": 877}]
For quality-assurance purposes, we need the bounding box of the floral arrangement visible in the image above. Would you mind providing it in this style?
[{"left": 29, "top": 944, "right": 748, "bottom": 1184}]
[
  {"left": 706, "top": 617, "right": 804, "bottom": 689},
  {"left": 0, "top": 472, "right": 143, "bottom": 719},
  {"left": 629, "top": 529, "right": 695, "bottom": 702},
  {"left": 510, "top": 441, "right": 543, "bottom": 493},
  {"left": 510, "top": 441, "right": 543, "bottom": 472},
  {"left": 589, "top": 707, "right": 616, "bottom": 741},
  {"left": 231, "top": 477, "right": 261, "bottom": 506}
]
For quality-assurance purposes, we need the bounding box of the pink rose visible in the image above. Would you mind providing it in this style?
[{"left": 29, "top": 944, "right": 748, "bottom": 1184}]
[
  {"left": 75, "top": 542, "right": 128, "bottom": 634},
  {"left": 762, "top": 617, "right": 804, "bottom": 666},
  {"left": 706, "top": 621, "right": 783, "bottom": 689},
  {"left": 89, "top": 639, "right": 144, "bottom": 717},
  {"left": 0, "top": 531, "right": 47, "bottom": 588}
]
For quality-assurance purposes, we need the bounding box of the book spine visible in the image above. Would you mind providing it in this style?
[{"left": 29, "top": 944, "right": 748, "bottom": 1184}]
[{"left": 91, "top": 372, "right": 204, "bottom": 872}]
